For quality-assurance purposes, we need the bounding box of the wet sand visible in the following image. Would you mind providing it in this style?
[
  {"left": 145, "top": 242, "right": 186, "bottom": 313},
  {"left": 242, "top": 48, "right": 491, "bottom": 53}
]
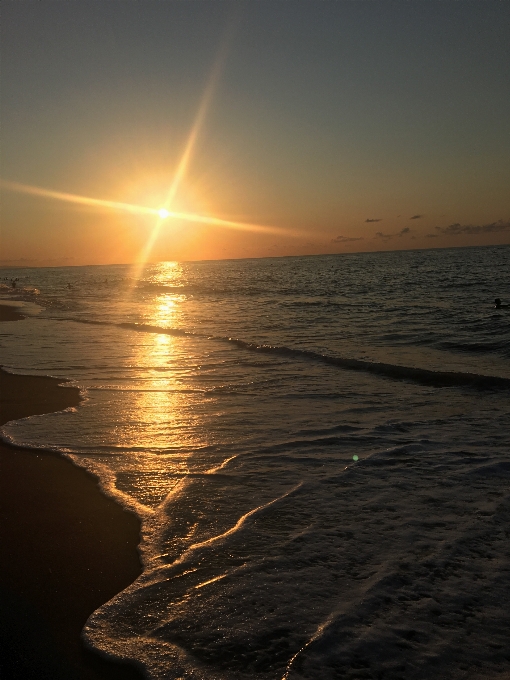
[
  {"left": 0, "top": 304, "right": 145, "bottom": 679},
  {"left": 0, "top": 304, "right": 26, "bottom": 322}
]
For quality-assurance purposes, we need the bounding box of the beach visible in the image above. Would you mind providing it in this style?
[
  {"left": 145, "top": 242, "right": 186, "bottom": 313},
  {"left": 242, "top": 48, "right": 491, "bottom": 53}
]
[
  {"left": 0, "top": 250, "right": 509, "bottom": 679},
  {"left": 0, "top": 304, "right": 144, "bottom": 679},
  {"left": 2, "top": 0, "right": 509, "bottom": 675}
]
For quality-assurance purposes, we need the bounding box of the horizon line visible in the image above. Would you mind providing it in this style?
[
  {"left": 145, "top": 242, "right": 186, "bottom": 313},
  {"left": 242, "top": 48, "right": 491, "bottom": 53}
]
[{"left": 1, "top": 242, "right": 508, "bottom": 269}]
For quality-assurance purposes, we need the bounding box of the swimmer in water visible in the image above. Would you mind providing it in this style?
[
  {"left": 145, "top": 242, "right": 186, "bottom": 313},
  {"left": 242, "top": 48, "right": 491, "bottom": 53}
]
[{"left": 495, "top": 298, "right": 508, "bottom": 309}]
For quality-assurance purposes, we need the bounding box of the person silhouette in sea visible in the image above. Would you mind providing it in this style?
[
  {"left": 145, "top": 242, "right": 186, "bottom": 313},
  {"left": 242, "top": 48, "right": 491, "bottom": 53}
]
[
  {"left": 11, "top": 279, "right": 16, "bottom": 289},
  {"left": 495, "top": 298, "right": 508, "bottom": 309}
]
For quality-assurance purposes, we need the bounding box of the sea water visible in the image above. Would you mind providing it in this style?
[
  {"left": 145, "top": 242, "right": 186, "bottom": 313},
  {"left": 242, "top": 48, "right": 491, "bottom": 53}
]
[{"left": 1, "top": 246, "right": 509, "bottom": 679}]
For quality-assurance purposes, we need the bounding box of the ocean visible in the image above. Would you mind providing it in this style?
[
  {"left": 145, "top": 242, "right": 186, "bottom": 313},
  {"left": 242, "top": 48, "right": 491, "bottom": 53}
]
[{"left": 1, "top": 245, "right": 509, "bottom": 680}]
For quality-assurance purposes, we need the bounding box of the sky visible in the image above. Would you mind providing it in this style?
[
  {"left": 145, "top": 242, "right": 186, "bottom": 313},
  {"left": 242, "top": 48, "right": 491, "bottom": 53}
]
[{"left": 1, "top": 0, "right": 509, "bottom": 266}]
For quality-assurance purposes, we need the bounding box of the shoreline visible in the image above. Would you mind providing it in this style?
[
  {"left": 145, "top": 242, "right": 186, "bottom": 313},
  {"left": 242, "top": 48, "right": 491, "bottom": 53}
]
[{"left": 0, "top": 304, "right": 145, "bottom": 679}]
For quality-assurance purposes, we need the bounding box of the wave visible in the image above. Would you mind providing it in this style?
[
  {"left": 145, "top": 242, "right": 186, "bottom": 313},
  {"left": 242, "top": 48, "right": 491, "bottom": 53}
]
[
  {"left": 128, "top": 323, "right": 510, "bottom": 390},
  {"left": 52, "top": 318, "right": 510, "bottom": 390},
  {"left": 0, "top": 284, "right": 40, "bottom": 296},
  {"left": 223, "top": 337, "right": 510, "bottom": 390},
  {"left": 135, "top": 281, "right": 271, "bottom": 297},
  {"left": 58, "top": 317, "right": 202, "bottom": 338},
  {"left": 117, "top": 322, "right": 197, "bottom": 337},
  {"left": 438, "top": 339, "right": 510, "bottom": 357}
]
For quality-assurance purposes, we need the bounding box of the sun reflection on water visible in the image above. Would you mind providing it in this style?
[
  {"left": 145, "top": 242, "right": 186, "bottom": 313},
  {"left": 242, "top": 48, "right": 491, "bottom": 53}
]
[
  {"left": 150, "top": 260, "right": 182, "bottom": 283},
  {"left": 106, "top": 327, "right": 212, "bottom": 510},
  {"left": 126, "top": 334, "right": 205, "bottom": 450},
  {"left": 153, "top": 296, "right": 180, "bottom": 328},
  {"left": 95, "top": 261, "right": 230, "bottom": 510}
]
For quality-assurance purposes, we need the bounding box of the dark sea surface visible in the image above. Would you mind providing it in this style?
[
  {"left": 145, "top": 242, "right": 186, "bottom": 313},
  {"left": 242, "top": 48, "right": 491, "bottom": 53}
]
[{"left": 1, "top": 245, "right": 509, "bottom": 679}]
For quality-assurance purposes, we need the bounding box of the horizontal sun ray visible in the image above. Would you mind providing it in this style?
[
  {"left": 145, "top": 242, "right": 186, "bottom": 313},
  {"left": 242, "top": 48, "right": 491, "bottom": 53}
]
[
  {"left": 0, "top": 179, "right": 159, "bottom": 217},
  {"left": 0, "top": 179, "right": 310, "bottom": 238}
]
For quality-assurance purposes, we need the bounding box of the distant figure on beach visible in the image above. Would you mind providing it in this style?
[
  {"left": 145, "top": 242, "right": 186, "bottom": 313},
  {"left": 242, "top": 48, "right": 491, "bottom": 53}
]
[{"left": 494, "top": 298, "right": 508, "bottom": 309}]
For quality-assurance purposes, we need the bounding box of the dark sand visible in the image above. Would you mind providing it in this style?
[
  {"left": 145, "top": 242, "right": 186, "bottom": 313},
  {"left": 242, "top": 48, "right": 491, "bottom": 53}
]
[
  {"left": 0, "top": 305, "right": 145, "bottom": 679},
  {"left": 0, "top": 305, "right": 26, "bottom": 322}
]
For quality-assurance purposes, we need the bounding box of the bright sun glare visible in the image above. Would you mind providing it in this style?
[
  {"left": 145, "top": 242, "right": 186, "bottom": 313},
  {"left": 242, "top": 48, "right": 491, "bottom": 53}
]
[{"left": 0, "top": 180, "right": 309, "bottom": 243}]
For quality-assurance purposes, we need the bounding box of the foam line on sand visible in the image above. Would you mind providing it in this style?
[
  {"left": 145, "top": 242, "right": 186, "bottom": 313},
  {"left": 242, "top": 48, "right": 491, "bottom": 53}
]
[{"left": 0, "top": 309, "right": 146, "bottom": 680}]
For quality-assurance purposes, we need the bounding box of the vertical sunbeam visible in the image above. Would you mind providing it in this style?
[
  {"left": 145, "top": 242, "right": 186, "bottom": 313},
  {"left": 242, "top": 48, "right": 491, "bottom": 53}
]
[{"left": 131, "top": 25, "right": 234, "bottom": 283}]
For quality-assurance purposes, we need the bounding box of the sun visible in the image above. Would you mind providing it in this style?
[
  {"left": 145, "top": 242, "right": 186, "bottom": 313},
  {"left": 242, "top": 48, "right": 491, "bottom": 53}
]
[{"left": 158, "top": 208, "right": 170, "bottom": 219}]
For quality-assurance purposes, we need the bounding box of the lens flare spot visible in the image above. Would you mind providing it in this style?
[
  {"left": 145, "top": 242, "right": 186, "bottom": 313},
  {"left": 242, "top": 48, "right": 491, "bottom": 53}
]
[
  {"left": 158, "top": 208, "right": 170, "bottom": 219},
  {"left": 353, "top": 455, "right": 359, "bottom": 461}
]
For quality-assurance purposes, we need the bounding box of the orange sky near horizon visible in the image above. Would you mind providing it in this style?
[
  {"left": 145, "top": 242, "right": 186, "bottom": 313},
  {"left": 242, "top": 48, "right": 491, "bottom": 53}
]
[{"left": 1, "top": 2, "right": 509, "bottom": 267}]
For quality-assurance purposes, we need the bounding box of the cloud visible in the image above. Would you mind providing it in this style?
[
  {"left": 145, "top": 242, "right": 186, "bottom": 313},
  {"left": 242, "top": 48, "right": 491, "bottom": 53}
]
[
  {"left": 435, "top": 220, "right": 510, "bottom": 236},
  {"left": 332, "top": 235, "right": 364, "bottom": 243},
  {"left": 365, "top": 218, "right": 382, "bottom": 223},
  {"left": 425, "top": 233, "right": 439, "bottom": 238},
  {"left": 373, "top": 227, "right": 411, "bottom": 241},
  {"left": 410, "top": 214, "right": 424, "bottom": 220}
]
